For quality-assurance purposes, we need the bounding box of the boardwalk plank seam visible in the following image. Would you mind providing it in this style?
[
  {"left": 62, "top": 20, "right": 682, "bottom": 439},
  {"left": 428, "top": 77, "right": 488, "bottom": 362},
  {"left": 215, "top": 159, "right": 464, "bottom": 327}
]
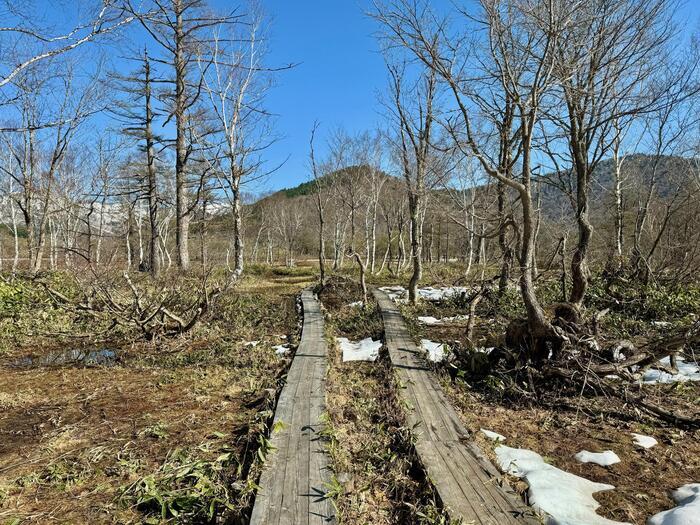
[
  {"left": 373, "top": 288, "right": 540, "bottom": 525},
  {"left": 249, "top": 289, "right": 335, "bottom": 525}
]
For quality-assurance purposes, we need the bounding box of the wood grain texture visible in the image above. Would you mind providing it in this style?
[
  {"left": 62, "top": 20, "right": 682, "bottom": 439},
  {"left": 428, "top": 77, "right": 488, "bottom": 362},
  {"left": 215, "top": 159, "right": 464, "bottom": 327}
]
[
  {"left": 250, "top": 290, "right": 335, "bottom": 525},
  {"left": 373, "top": 289, "right": 540, "bottom": 525}
]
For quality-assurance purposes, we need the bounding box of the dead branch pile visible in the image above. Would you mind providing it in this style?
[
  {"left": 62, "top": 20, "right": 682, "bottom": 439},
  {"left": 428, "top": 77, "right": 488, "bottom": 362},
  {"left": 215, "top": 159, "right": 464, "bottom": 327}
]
[
  {"left": 40, "top": 271, "right": 228, "bottom": 340},
  {"left": 495, "top": 314, "right": 700, "bottom": 429}
]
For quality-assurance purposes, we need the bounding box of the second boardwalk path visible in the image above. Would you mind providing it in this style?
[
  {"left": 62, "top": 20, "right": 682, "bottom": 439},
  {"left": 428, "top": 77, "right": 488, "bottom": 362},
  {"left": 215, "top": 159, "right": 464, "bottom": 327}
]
[
  {"left": 373, "top": 288, "right": 539, "bottom": 525},
  {"left": 249, "top": 289, "right": 335, "bottom": 525}
]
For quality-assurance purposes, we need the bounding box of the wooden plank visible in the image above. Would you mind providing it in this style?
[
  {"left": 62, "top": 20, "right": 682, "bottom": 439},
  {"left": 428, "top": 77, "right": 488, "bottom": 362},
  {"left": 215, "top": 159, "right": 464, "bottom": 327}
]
[
  {"left": 250, "top": 290, "right": 335, "bottom": 525},
  {"left": 373, "top": 289, "right": 539, "bottom": 525}
]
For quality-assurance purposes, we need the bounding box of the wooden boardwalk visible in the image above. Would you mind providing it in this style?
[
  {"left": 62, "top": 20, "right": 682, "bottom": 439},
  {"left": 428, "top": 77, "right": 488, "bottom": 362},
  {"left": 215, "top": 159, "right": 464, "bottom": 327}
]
[
  {"left": 373, "top": 289, "right": 539, "bottom": 525},
  {"left": 250, "top": 290, "right": 335, "bottom": 525}
]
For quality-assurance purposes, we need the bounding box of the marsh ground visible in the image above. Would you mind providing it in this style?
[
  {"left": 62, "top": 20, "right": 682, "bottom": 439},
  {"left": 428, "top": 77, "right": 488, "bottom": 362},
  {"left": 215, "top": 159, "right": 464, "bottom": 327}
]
[{"left": 0, "top": 266, "right": 313, "bottom": 524}]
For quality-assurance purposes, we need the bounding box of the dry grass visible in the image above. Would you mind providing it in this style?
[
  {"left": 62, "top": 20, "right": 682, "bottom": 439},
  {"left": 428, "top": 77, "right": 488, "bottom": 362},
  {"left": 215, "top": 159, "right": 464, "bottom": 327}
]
[
  {"left": 320, "top": 286, "right": 452, "bottom": 525},
  {"left": 401, "top": 293, "right": 700, "bottom": 525},
  {"left": 0, "top": 268, "right": 307, "bottom": 524}
]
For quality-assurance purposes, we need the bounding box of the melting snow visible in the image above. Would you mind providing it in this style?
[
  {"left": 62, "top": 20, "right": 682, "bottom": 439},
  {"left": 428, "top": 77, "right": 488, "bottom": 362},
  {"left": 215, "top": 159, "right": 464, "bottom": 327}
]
[
  {"left": 337, "top": 337, "right": 381, "bottom": 362},
  {"left": 274, "top": 344, "right": 291, "bottom": 356},
  {"left": 417, "top": 286, "right": 469, "bottom": 301},
  {"left": 495, "top": 445, "right": 631, "bottom": 525},
  {"left": 379, "top": 285, "right": 471, "bottom": 303},
  {"left": 643, "top": 356, "right": 700, "bottom": 384},
  {"left": 417, "top": 315, "right": 469, "bottom": 325},
  {"left": 347, "top": 301, "right": 363, "bottom": 308},
  {"left": 379, "top": 286, "right": 408, "bottom": 302},
  {"left": 632, "top": 433, "right": 658, "bottom": 449},
  {"left": 575, "top": 450, "right": 621, "bottom": 467},
  {"left": 420, "top": 339, "right": 447, "bottom": 362},
  {"left": 647, "top": 484, "right": 700, "bottom": 525},
  {"left": 244, "top": 341, "right": 260, "bottom": 347},
  {"left": 480, "top": 429, "right": 506, "bottom": 442}
]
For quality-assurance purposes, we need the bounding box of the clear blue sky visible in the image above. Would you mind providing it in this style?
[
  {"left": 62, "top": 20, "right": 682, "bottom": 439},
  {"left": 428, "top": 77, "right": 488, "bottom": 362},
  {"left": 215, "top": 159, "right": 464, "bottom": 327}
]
[
  {"left": 14, "top": 0, "right": 700, "bottom": 195},
  {"left": 232, "top": 0, "right": 700, "bottom": 194},
  {"left": 249, "top": 0, "right": 389, "bottom": 193}
]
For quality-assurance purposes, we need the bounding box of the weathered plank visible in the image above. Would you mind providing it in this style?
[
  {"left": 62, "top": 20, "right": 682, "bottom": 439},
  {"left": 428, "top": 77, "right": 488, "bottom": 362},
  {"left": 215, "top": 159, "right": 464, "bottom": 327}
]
[
  {"left": 250, "top": 289, "right": 335, "bottom": 525},
  {"left": 373, "top": 289, "right": 539, "bottom": 525}
]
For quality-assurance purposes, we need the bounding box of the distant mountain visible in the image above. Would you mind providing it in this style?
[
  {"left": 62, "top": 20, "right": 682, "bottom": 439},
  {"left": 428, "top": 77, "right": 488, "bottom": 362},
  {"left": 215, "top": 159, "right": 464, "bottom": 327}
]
[
  {"left": 253, "top": 165, "right": 400, "bottom": 205},
  {"left": 242, "top": 154, "right": 700, "bottom": 220}
]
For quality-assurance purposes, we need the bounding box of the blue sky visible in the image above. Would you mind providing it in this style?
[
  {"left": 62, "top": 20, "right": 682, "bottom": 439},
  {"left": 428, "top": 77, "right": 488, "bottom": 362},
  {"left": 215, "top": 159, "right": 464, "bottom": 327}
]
[
  {"left": 251, "top": 0, "right": 389, "bottom": 193},
  {"left": 10, "top": 0, "right": 700, "bottom": 195},
  {"left": 236, "top": 0, "right": 700, "bottom": 194}
]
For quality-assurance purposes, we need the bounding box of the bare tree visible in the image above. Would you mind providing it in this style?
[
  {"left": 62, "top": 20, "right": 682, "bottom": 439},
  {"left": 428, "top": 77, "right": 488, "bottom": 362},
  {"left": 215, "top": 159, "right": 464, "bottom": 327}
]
[
  {"left": 373, "top": 0, "right": 566, "bottom": 355},
  {"left": 125, "top": 0, "right": 239, "bottom": 270},
  {"left": 0, "top": 1, "right": 133, "bottom": 90},
  {"left": 384, "top": 59, "right": 437, "bottom": 304},
  {"left": 547, "top": 0, "right": 682, "bottom": 305},
  {"left": 309, "top": 122, "right": 331, "bottom": 286},
  {"left": 198, "top": 9, "right": 278, "bottom": 279},
  {"left": 1, "top": 60, "right": 101, "bottom": 273},
  {"left": 111, "top": 49, "right": 164, "bottom": 275}
]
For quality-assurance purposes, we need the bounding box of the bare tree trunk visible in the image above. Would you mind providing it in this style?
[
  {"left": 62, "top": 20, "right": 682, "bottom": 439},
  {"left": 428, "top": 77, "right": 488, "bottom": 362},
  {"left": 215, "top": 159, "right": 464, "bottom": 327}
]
[
  {"left": 497, "top": 182, "right": 512, "bottom": 296},
  {"left": 561, "top": 234, "right": 568, "bottom": 302},
  {"left": 266, "top": 230, "right": 273, "bottom": 265},
  {"left": 252, "top": 224, "right": 264, "bottom": 263},
  {"left": 48, "top": 217, "right": 57, "bottom": 270},
  {"left": 231, "top": 180, "right": 244, "bottom": 278},
  {"left": 10, "top": 183, "right": 19, "bottom": 273},
  {"left": 612, "top": 136, "right": 625, "bottom": 264},
  {"left": 533, "top": 178, "right": 542, "bottom": 276},
  {"left": 408, "top": 195, "right": 422, "bottom": 303},
  {"left": 144, "top": 50, "right": 161, "bottom": 276},
  {"left": 352, "top": 251, "right": 368, "bottom": 304},
  {"left": 174, "top": 0, "right": 190, "bottom": 271},
  {"left": 570, "top": 177, "right": 592, "bottom": 305},
  {"left": 200, "top": 201, "right": 208, "bottom": 269}
]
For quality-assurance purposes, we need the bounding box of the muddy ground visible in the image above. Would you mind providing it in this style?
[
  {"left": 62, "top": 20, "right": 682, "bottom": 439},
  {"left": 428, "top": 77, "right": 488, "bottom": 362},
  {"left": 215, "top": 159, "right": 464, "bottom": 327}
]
[
  {"left": 402, "top": 289, "right": 700, "bottom": 525},
  {"left": 0, "top": 268, "right": 312, "bottom": 524}
]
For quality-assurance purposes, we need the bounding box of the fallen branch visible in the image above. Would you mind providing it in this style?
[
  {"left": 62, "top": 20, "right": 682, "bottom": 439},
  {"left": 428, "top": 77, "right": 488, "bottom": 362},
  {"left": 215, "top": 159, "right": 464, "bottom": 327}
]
[{"left": 545, "top": 365, "right": 699, "bottom": 429}]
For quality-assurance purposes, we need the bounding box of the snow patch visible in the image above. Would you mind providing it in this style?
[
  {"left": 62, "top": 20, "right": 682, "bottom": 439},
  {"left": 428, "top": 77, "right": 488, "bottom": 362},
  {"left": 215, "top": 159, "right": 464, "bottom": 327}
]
[
  {"left": 420, "top": 339, "right": 447, "bottom": 362},
  {"left": 480, "top": 428, "right": 506, "bottom": 442},
  {"left": 643, "top": 356, "right": 700, "bottom": 384},
  {"left": 417, "top": 314, "right": 469, "bottom": 325},
  {"left": 647, "top": 484, "right": 700, "bottom": 525},
  {"left": 379, "top": 285, "right": 472, "bottom": 303},
  {"left": 347, "top": 301, "right": 363, "bottom": 308},
  {"left": 378, "top": 286, "right": 408, "bottom": 302},
  {"left": 631, "top": 433, "right": 658, "bottom": 449},
  {"left": 418, "top": 286, "right": 469, "bottom": 302},
  {"left": 274, "top": 344, "right": 291, "bottom": 356},
  {"left": 337, "top": 337, "right": 381, "bottom": 362},
  {"left": 244, "top": 341, "right": 259, "bottom": 347},
  {"left": 495, "top": 445, "right": 631, "bottom": 525},
  {"left": 575, "top": 450, "right": 621, "bottom": 467}
]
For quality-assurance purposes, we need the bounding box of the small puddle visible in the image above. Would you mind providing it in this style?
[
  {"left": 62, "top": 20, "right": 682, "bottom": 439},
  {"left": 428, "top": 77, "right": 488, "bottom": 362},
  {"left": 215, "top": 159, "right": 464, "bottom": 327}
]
[{"left": 12, "top": 348, "right": 118, "bottom": 368}]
